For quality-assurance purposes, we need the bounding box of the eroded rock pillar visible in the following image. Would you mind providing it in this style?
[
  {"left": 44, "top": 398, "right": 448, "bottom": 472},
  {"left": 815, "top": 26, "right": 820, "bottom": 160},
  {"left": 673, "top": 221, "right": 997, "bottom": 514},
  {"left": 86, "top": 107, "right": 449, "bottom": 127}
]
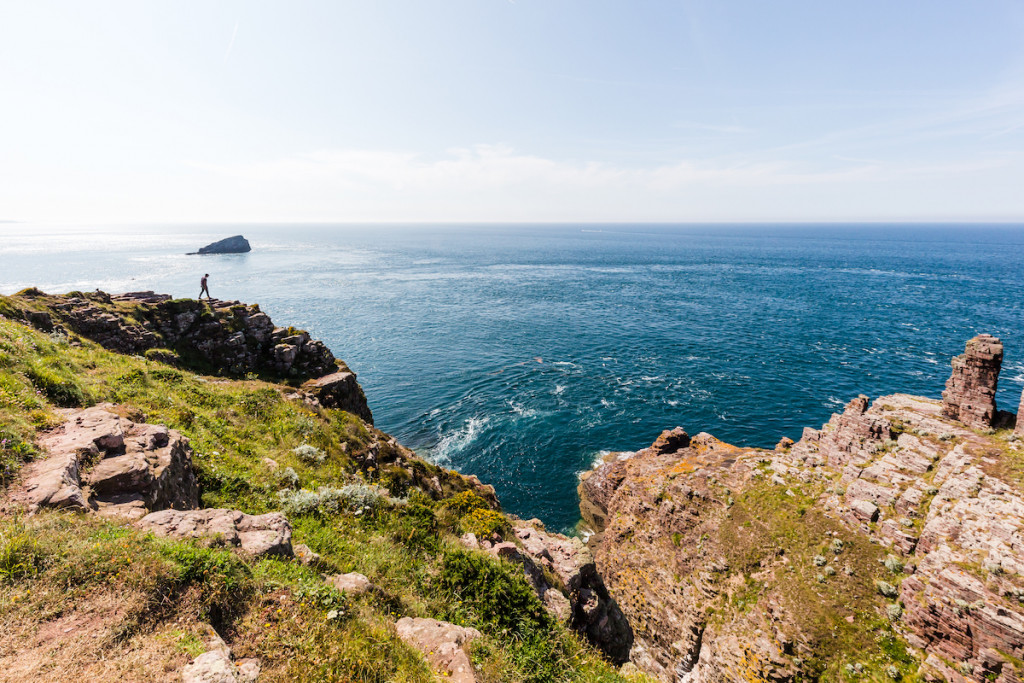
[{"left": 941, "top": 334, "right": 1003, "bottom": 429}]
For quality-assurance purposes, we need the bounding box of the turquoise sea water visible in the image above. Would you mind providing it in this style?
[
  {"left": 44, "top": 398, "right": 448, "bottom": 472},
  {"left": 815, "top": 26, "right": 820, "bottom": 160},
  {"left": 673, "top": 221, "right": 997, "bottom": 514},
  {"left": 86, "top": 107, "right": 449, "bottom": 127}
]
[{"left": 3, "top": 223, "right": 1024, "bottom": 532}]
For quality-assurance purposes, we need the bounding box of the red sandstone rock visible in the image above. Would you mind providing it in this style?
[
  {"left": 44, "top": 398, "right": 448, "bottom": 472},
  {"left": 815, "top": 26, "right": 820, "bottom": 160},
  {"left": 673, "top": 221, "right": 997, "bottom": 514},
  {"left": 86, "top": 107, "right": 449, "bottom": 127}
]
[
  {"left": 395, "top": 617, "right": 480, "bottom": 683},
  {"left": 651, "top": 427, "right": 691, "bottom": 454},
  {"left": 11, "top": 404, "right": 198, "bottom": 518},
  {"left": 942, "top": 334, "right": 1003, "bottom": 429},
  {"left": 136, "top": 508, "right": 292, "bottom": 557},
  {"left": 584, "top": 376, "right": 1024, "bottom": 682}
]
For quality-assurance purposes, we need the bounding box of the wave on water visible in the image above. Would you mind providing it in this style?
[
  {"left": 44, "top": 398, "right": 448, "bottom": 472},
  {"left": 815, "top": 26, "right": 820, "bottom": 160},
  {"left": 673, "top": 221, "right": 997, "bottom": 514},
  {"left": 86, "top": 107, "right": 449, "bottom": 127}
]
[
  {"left": 429, "top": 416, "right": 489, "bottom": 466},
  {"left": 507, "top": 400, "right": 539, "bottom": 418},
  {"left": 576, "top": 449, "right": 635, "bottom": 478}
]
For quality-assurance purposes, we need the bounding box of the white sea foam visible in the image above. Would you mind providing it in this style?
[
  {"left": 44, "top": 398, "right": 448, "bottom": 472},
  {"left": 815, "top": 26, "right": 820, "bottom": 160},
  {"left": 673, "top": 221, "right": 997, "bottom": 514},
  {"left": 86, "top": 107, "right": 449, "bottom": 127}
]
[
  {"left": 507, "top": 400, "right": 538, "bottom": 418},
  {"left": 575, "top": 449, "right": 634, "bottom": 479},
  {"left": 554, "top": 385, "right": 566, "bottom": 395},
  {"left": 431, "top": 416, "right": 489, "bottom": 465}
]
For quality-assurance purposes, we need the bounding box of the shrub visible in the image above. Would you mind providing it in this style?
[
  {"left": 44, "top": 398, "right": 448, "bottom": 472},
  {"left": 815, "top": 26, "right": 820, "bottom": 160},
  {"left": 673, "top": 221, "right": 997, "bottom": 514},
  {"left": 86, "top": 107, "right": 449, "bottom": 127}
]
[
  {"left": 0, "top": 429, "right": 35, "bottom": 486},
  {"left": 293, "top": 443, "right": 326, "bottom": 465},
  {"left": 443, "top": 490, "right": 489, "bottom": 516},
  {"left": 148, "top": 359, "right": 184, "bottom": 377},
  {"left": 875, "top": 580, "right": 898, "bottom": 598},
  {"left": 276, "top": 467, "right": 300, "bottom": 489},
  {"left": 461, "top": 509, "right": 509, "bottom": 540},
  {"left": 440, "top": 549, "right": 550, "bottom": 634},
  {"left": 393, "top": 501, "right": 439, "bottom": 551},
  {"left": 0, "top": 520, "right": 45, "bottom": 581},
  {"left": 883, "top": 555, "right": 903, "bottom": 573},
  {"left": 277, "top": 484, "right": 387, "bottom": 517}
]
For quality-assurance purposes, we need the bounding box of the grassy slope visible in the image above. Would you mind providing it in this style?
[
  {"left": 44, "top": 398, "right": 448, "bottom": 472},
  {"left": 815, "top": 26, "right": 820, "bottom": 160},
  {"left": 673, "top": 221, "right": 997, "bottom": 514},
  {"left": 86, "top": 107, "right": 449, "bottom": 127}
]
[{"left": 0, "top": 300, "right": 643, "bottom": 683}]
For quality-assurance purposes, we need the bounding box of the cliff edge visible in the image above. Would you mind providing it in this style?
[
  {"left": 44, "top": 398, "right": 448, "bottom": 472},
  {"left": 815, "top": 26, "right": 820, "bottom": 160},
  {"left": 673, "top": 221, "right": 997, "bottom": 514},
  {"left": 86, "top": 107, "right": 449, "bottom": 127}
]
[{"left": 582, "top": 335, "right": 1024, "bottom": 682}]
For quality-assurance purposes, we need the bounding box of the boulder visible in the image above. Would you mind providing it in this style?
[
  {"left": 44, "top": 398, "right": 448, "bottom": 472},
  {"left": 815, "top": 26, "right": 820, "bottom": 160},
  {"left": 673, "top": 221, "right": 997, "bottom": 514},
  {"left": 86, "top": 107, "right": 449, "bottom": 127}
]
[
  {"left": 293, "top": 543, "right": 321, "bottom": 567},
  {"left": 395, "top": 617, "right": 481, "bottom": 683},
  {"left": 12, "top": 405, "right": 198, "bottom": 518},
  {"left": 181, "top": 631, "right": 260, "bottom": 683},
  {"left": 651, "top": 427, "right": 691, "bottom": 454},
  {"left": 136, "top": 509, "right": 292, "bottom": 557},
  {"left": 191, "top": 235, "right": 251, "bottom": 255},
  {"left": 942, "top": 334, "right": 1003, "bottom": 429},
  {"left": 326, "top": 572, "right": 373, "bottom": 596}
]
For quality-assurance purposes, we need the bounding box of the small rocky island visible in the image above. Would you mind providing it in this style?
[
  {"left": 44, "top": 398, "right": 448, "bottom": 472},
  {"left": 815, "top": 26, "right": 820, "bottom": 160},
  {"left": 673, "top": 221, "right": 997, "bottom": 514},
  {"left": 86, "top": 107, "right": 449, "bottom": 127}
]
[{"left": 188, "top": 234, "right": 251, "bottom": 255}]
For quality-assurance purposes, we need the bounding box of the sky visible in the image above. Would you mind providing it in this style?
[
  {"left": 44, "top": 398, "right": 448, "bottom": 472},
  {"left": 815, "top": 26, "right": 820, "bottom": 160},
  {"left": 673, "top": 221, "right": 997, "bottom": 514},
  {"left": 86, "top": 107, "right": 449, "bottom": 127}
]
[{"left": 2, "top": 1, "right": 1024, "bottom": 224}]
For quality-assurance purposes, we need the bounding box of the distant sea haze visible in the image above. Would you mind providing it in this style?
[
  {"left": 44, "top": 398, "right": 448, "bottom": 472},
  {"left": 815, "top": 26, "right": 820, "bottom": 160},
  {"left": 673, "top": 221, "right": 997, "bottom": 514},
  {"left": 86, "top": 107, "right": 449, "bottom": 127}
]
[{"left": 4, "top": 222, "right": 1024, "bottom": 532}]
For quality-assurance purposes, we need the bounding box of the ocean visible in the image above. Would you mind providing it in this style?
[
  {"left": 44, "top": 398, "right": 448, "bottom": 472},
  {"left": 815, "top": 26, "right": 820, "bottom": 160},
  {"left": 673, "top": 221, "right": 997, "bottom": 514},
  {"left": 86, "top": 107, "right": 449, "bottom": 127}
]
[{"left": 3, "top": 223, "right": 1023, "bottom": 532}]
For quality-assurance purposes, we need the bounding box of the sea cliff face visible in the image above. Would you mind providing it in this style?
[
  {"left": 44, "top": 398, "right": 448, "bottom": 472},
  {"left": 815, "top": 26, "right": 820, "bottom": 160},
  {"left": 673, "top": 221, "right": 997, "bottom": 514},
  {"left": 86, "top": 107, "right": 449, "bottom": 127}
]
[{"left": 581, "top": 336, "right": 1024, "bottom": 682}]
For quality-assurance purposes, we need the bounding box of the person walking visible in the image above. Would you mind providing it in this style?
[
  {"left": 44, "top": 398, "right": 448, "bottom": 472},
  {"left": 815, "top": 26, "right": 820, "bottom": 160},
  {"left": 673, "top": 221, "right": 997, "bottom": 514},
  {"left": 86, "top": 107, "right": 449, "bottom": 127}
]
[{"left": 199, "top": 274, "right": 211, "bottom": 299}]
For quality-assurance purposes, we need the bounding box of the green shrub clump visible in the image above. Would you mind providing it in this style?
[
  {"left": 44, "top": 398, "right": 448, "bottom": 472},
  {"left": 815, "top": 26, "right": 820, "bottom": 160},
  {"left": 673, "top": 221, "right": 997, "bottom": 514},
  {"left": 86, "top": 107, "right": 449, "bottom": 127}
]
[
  {"left": 443, "top": 490, "right": 490, "bottom": 516},
  {"left": 461, "top": 508, "right": 509, "bottom": 540},
  {"left": 0, "top": 519, "right": 46, "bottom": 581},
  {"left": 440, "top": 549, "right": 550, "bottom": 635},
  {"left": 278, "top": 484, "right": 387, "bottom": 517}
]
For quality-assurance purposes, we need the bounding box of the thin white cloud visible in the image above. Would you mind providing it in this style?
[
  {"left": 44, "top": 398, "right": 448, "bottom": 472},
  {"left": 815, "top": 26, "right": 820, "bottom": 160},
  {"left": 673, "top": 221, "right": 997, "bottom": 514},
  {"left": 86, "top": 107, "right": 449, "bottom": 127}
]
[{"left": 224, "top": 20, "right": 239, "bottom": 63}]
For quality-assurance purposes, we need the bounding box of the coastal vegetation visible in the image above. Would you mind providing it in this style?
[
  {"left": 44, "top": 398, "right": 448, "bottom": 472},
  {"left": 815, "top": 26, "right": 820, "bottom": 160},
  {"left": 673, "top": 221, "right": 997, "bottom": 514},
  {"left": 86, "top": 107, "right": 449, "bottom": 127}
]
[{"left": 0, "top": 292, "right": 643, "bottom": 682}]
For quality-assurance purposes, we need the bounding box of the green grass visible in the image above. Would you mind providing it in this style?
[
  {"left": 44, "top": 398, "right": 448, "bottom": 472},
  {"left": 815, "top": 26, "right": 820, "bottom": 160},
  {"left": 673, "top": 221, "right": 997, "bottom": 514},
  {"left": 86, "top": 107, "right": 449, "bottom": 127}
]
[
  {"left": 715, "top": 478, "right": 920, "bottom": 681},
  {"left": 0, "top": 301, "right": 635, "bottom": 682}
]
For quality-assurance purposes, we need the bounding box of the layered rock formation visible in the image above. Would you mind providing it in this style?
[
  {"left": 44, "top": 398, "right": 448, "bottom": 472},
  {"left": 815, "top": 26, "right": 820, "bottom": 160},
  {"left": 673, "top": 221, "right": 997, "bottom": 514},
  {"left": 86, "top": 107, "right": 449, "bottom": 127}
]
[
  {"left": 190, "top": 235, "right": 252, "bottom": 255},
  {"left": 462, "top": 518, "right": 633, "bottom": 662},
  {"left": 942, "top": 334, "right": 1003, "bottom": 429},
  {"left": 136, "top": 508, "right": 293, "bottom": 558},
  {"left": 582, "top": 338, "right": 1024, "bottom": 682},
  {"left": 12, "top": 404, "right": 198, "bottom": 519},
  {"left": 7, "top": 289, "right": 373, "bottom": 422}
]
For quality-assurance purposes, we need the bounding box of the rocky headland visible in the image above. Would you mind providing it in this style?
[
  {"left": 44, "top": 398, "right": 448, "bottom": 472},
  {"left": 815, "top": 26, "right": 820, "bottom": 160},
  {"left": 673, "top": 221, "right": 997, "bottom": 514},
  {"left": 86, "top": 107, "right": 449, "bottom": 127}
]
[{"left": 580, "top": 335, "right": 1024, "bottom": 682}]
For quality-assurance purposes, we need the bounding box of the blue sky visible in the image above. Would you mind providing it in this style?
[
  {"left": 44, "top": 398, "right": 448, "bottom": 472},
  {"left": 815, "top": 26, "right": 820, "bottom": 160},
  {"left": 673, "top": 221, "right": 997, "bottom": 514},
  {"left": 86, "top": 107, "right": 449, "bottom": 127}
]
[{"left": 2, "top": 1, "right": 1024, "bottom": 223}]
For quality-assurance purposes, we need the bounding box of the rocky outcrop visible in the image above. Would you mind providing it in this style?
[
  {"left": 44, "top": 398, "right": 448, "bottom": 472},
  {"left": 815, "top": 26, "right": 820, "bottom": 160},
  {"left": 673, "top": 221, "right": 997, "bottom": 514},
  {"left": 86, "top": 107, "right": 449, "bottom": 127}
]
[
  {"left": 942, "top": 334, "right": 1003, "bottom": 429},
  {"left": 395, "top": 617, "right": 481, "bottom": 683},
  {"left": 190, "top": 235, "right": 252, "bottom": 255},
  {"left": 136, "top": 508, "right": 293, "bottom": 557},
  {"left": 11, "top": 404, "right": 198, "bottom": 519},
  {"left": 6, "top": 290, "right": 373, "bottom": 421},
  {"left": 302, "top": 370, "right": 373, "bottom": 424},
  {"left": 463, "top": 518, "right": 633, "bottom": 662},
  {"left": 181, "top": 630, "right": 260, "bottom": 683},
  {"left": 582, "top": 337, "right": 1024, "bottom": 682}
]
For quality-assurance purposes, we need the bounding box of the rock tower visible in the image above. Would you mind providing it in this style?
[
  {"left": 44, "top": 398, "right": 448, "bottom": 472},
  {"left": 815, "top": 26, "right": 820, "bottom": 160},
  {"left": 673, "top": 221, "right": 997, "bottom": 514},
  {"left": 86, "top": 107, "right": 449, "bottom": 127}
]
[{"left": 941, "top": 334, "right": 1003, "bottom": 429}]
